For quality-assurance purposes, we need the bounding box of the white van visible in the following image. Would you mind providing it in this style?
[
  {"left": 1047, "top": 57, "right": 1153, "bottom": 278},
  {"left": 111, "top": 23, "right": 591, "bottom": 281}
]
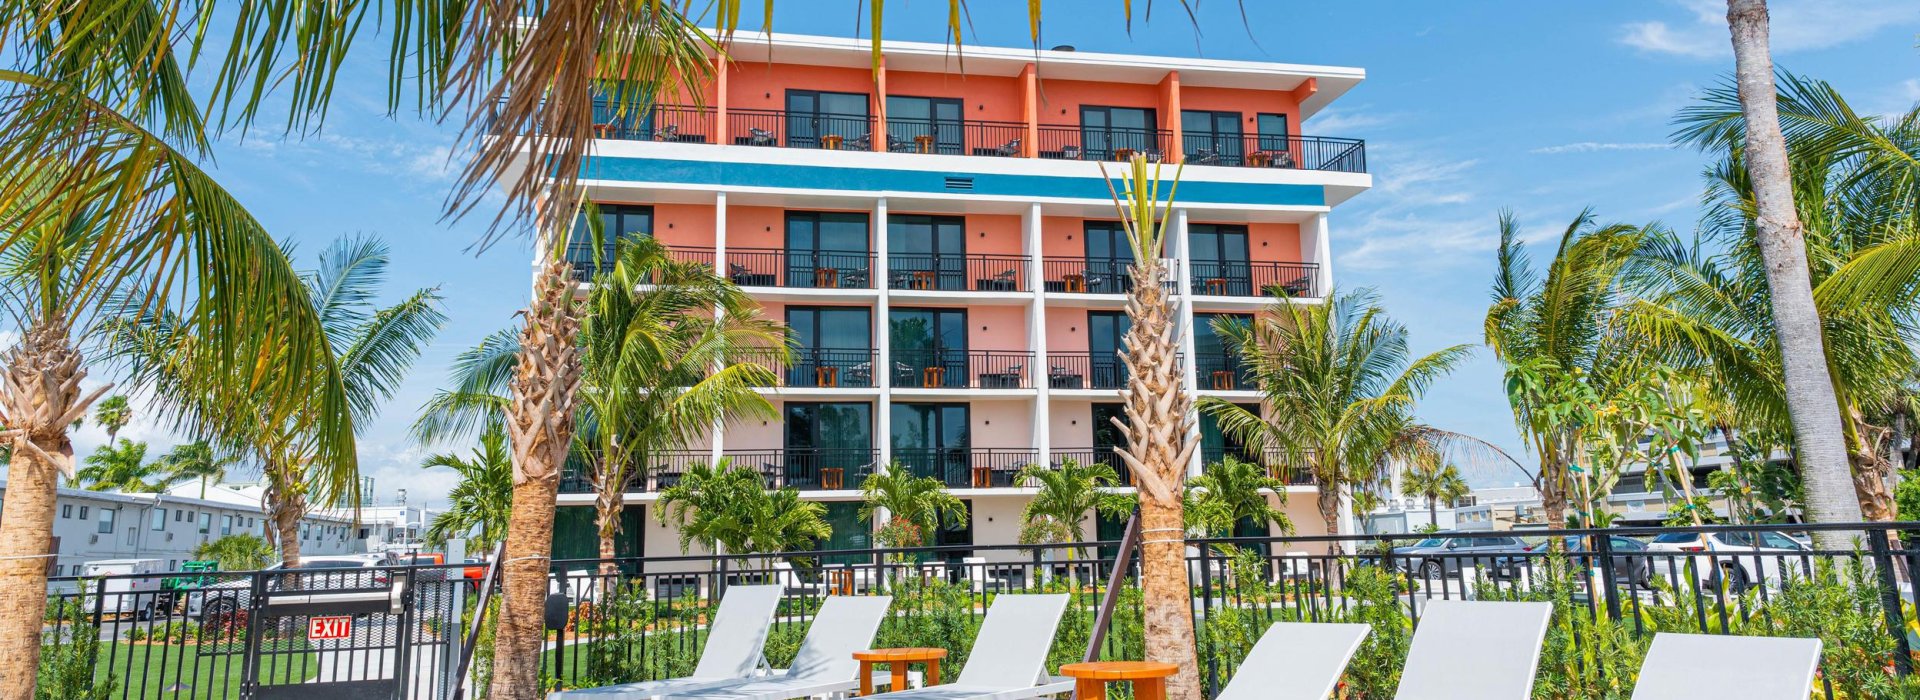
[{"left": 81, "top": 558, "right": 163, "bottom": 619}]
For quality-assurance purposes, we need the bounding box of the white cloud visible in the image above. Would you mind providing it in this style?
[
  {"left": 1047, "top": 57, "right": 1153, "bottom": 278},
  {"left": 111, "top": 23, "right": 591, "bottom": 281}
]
[
  {"left": 1620, "top": 0, "right": 1920, "bottom": 59},
  {"left": 1303, "top": 106, "right": 1398, "bottom": 134},
  {"left": 1530, "top": 142, "right": 1676, "bottom": 155}
]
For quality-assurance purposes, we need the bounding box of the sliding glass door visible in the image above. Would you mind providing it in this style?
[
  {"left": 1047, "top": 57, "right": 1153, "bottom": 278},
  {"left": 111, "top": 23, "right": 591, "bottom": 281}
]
[
  {"left": 891, "top": 403, "right": 971, "bottom": 485},
  {"left": 891, "top": 308, "right": 968, "bottom": 388},
  {"left": 886, "top": 96, "right": 963, "bottom": 154},
  {"left": 786, "top": 90, "right": 871, "bottom": 149},
  {"left": 786, "top": 211, "right": 871, "bottom": 288},
  {"left": 785, "top": 402, "right": 873, "bottom": 489},
  {"left": 888, "top": 215, "right": 967, "bottom": 290}
]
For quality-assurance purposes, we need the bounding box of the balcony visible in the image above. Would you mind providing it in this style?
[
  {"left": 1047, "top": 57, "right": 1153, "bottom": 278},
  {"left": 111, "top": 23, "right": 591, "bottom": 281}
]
[
  {"left": 893, "top": 448, "right": 1042, "bottom": 488},
  {"left": 1188, "top": 261, "right": 1318, "bottom": 298},
  {"left": 886, "top": 253, "right": 1027, "bottom": 292},
  {"left": 724, "top": 448, "right": 879, "bottom": 490},
  {"left": 1036, "top": 125, "right": 1174, "bottom": 162},
  {"left": 882, "top": 118, "right": 1027, "bottom": 157},
  {"left": 558, "top": 449, "right": 724, "bottom": 494},
  {"left": 1199, "top": 446, "right": 1315, "bottom": 485},
  {"left": 724, "top": 248, "right": 875, "bottom": 289},
  {"left": 1182, "top": 134, "right": 1368, "bottom": 174},
  {"left": 755, "top": 348, "right": 880, "bottom": 388},
  {"left": 1194, "top": 352, "right": 1256, "bottom": 391},
  {"left": 1046, "top": 448, "right": 1134, "bottom": 486},
  {"left": 569, "top": 246, "right": 717, "bottom": 282},
  {"left": 1042, "top": 257, "right": 1135, "bottom": 294},
  {"left": 591, "top": 102, "right": 718, "bottom": 143},
  {"left": 728, "top": 109, "right": 877, "bottom": 150},
  {"left": 892, "top": 349, "right": 1034, "bottom": 389},
  {"left": 1044, "top": 353, "right": 1129, "bottom": 390}
]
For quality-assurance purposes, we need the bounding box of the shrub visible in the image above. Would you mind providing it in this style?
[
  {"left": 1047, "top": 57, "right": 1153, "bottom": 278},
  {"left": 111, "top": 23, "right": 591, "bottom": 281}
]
[{"left": 38, "top": 592, "right": 115, "bottom": 700}]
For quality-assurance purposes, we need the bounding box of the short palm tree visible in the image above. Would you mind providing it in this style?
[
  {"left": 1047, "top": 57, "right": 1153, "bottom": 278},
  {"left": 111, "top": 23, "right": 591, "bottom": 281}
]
[
  {"left": 74, "top": 440, "right": 165, "bottom": 493},
  {"left": 92, "top": 395, "right": 131, "bottom": 444},
  {"left": 423, "top": 428, "right": 514, "bottom": 551},
  {"left": 656, "top": 458, "right": 830, "bottom": 572},
  {"left": 114, "top": 236, "right": 444, "bottom": 566},
  {"left": 192, "top": 534, "right": 275, "bottom": 572},
  {"left": 1205, "top": 288, "right": 1475, "bottom": 540},
  {"left": 1016, "top": 459, "right": 1134, "bottom": 557},
  {"left": 157, "top": 441, "right": 237, "bottom": 500},
  {"left": 1185, "top": 456, "right": 1292, "bottom": 538},
  {"left": 1401, "top": 456, "right": 1470, "bottom": 527},
  {"left": 859, "top": 466, "right": 966, "bottom": 548}
]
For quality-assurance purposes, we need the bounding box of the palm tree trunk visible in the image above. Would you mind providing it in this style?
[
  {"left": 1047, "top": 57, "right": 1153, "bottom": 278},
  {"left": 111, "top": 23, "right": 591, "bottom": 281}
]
[
  {"left": 1114, "top": 251, "right": 1202, "bottom": 700},
  {"left": 595, "top": 483, "right": 622, "bottom": 578},
  {"left": 1428, "top": 496, "right": 1438, "bottom": 527},
  {"left": 264, "top": 463, "right": 305, "bottom": 568},
  {"left": 490, "top": 258, "right": 584, "bottom": 700},
  {"left": 1540, "top": 446, "right": 1570, "bottom": 530},
  {"left": 1724, "top": 0, "right": 1867, "bottom": 546},
  {"left": 0, "top": 319, "right": 101, "bottom": 699}
]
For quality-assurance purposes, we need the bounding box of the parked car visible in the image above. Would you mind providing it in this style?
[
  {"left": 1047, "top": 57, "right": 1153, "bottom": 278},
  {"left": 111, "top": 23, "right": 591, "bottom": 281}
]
[
  {"left": 1643, "top": 530, "right": 1810, "bottom": 591},
  {"left": 1393, "top": 532, "right": 1535, "bottom": 579},
  {"left": 1489, "top": 535, "right": 1652, "bottom": 586},
  {"left": 186, "top": 555, "right": 387, "bottom": 621}
]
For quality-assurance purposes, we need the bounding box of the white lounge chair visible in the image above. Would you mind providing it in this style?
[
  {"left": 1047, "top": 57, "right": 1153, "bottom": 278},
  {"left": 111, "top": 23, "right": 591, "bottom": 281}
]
[
  {"left": 1395, "top": 600, "right": 1553, "bottom": 700},
  {"left": 551, "top": 585, "right": 783, "bottom": 699},
  {"left": 1628, "top": 633, "right": 1822, "bottom": 700},
  {"left": 852, "top": 594, "right": 1075, "bottom": 700},
  {"left": 1215, "top": 622, "right": 1370, "bottom": 700},
  {"left": 658, "top": 596, "right": 895, "bottom": 700}
]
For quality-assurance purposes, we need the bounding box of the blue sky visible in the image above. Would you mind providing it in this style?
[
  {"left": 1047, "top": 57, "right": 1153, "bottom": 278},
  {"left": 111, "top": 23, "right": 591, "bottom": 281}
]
[{"left": 74, "top": 0, "right": 1920, "bottom": 506}]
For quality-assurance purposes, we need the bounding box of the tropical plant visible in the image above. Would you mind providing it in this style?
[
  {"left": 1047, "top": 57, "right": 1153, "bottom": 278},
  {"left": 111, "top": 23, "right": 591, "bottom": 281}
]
[
  {"left": 422, "top": 428, "right": 515, "bottom": 551},
  {"left": 1102, "top": 155, "right": 1202, "bottom": 698},
  {"left": 92, "top": 395, "right": 131, "bottom": 443},
  {"left": 859, "top": 466, "right": 966, "bottom": 548},
  {"left": 1485, "top": 211, "right": 1645, "bottom": 530},
  {"left": 114, "top": 235, "right": 444, "bottom": 567},
  {"left": 655, "top": 458, "right": 830, "bottom": 566},
  {"left": 156, "top": 441, "right": 237, "bottom": 500},
  {"left": 1712, "top": 0, "right": 1866, "bottom": 539},
  {"left": 1014, "top": 458, "right": 1134, "bottom": 553},
  {"left": 1205, "top": 288, "right": 1476, "bottom": 540},
  {"left": 192, "top": 534, "right": 275, "bottom": 571},
  {"left": 1399, "top": 455, "right": 1469, "bottom": 528},
  {"left": 1185, "top": 455, "right": 1292, "bottom": 538},
  {"left": 73, "top": 439, "right": 165, "bottom": 493}
]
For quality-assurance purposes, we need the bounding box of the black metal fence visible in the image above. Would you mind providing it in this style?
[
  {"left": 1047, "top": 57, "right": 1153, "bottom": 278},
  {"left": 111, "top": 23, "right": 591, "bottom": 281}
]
[
  {"left": 1180, "top": 134, "right": 1368, "bottom": 173},
  {"left": 724, "top": 248, "right": 875, "bottom": 289},
  {"left": 728, "top": 109, "right": 876, "bottom": 150},
  {"left": 885, "top": 253, "right": 1028, "bottom": 292},
  {"left": 893, "top": 448, "right": 1043, "bottom": 488},
  {"left": 1188, "top": 260, "right": 1318, "bottom": 298},
  {"left": 891, "top": 349, "right": 1033, "bottom": 389},
  {"left": 1036, "top": 125, "right": 1173, "bottom": 162}
]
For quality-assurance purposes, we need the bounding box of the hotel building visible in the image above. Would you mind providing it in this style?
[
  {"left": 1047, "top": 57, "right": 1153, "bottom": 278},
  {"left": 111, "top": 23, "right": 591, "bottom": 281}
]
[{"left": 530, "top": 33, "right": 1372, "bottom": 566}]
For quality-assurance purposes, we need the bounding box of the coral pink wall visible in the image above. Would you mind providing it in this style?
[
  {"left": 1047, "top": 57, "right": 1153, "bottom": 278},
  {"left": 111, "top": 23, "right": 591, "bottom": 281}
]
[
  {"left": 1247, "top": 222, "right": 1304, "bottom": 264},
  {"left": 969, "top": 402, "right": 1032, "bottom": 449},
  {"left": 727, "top": 62, "right": 876, "bottom": 112},
  {"left": 1048, "top": 401, "right": 1096, "bottom": 447},
  {"left": 883, "top": 213, "right": 1022, "bottom": 256},
  {"left": 884, "top": 71, "right": 1023, "bottom": 123},
  {"left": 1044, "top": 308, "right": 1090, "bottom": 352},
  {"left": 728, "top": 206, "right": 788, "bottom": 250},
  {"left": 723, "top": 409, "right": 785, "bottom": 452},
  {"left": 962, "top": 305, "right": 1027, "bottom": 351},
  {"left": 651, "top": 203, "right": 718, "bottom": 248},
  {"left": 1178, "top": 86, "right": 1299, "bottom": 137},
  {"left": 1041, "top": 216, "right": 1104, "bottom": 258},
  {"left": 1034, "top": 79, "right": 1162, "bottom": 128}
]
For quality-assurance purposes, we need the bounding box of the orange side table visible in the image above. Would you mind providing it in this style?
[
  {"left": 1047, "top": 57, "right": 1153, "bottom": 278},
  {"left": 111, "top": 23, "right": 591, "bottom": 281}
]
[
  {"left": 853, "top": 647, "right": 947, "bottom": 696},
  {"left": 1059, "top": 661, "right": 1179, "bottom": 700}
]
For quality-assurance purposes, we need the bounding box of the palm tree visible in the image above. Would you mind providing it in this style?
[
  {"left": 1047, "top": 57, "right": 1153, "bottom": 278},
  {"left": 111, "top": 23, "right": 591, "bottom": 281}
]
[
  {"left": 157, "top": 441, "right": 236, "bottom": 500},
  {"left": 92, "top": 395, "right": 131, "bottom": 443},
  {"left": 192, "top": 534, "right": 275, "bottom": 571},
  {"left": 1185, "top": 456, "right": 1292, "bottom": 538},
  {"left": 656, "top": 458, "right": 830, "bottom": 572},
  {"left": 423, "top": 428, "right": 515, "bottom": 551},
  {"left": 1103, "top": 156, "right": 1203, "bottom": 699},
  {"left": 859, "top": 466, "right": 966, "bottom": 548},
  {"left": 114, "top": 236, "right": 444, "bottom": 567},
  {"left": 1484, "top": 211, "right": 1644, "bottom": 530},
  {"left": 1400, "top": 456, "right": 1470, "bottom": 527},
  {"left": 1205, "top": 289, "right": 1474, "bottom": 541},
  {"left": 74, "top": 440, "right": 165, "bottom": 493},
  {"left": 1015, "top": 458, "right": 1134, "bottom": 554},
  {"left": 1715, "top": 0, "right": 1865, "bottom": 540}
]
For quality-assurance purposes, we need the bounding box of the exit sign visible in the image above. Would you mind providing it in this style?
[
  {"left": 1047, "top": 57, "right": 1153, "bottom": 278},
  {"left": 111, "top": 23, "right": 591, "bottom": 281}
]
[{"left": 308, "top": 616, "right": 353, "bottom": 641}]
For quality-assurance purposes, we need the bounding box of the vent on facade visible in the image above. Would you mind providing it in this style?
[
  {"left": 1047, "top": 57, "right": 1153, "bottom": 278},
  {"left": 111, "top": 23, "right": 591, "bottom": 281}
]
[
  {"left": 165, "top": 533, "right": 174, "bottom": 542},
  {"left": 88, "top": 535, "right": 98, "bottom": 545},
  {"left": 943, "top": 176, "right": 974, "bottom": 191}
]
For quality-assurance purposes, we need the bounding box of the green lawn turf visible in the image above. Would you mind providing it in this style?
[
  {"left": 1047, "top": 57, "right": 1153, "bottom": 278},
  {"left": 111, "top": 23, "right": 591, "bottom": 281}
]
[{"left": 90, "top": 642, "right": 318, "bottom": 699}]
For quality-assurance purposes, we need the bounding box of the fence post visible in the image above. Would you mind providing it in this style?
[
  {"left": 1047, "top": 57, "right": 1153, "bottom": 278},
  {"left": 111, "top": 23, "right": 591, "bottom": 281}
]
[
  {"left": 1030, "top": 547, "right": 1044, "bottom": 591},
  {"left": 1593, "top": 533, "right": 1622, "bottom": 621},
  {"left": 717, "top": 553, "right": 731, "bottom": 598},
  {"left": 1867, "top": 528, "right": 1913, "bottom": 676},
  {"left": 1197, "top": 541, "right": 1218, "bottom": 697}
]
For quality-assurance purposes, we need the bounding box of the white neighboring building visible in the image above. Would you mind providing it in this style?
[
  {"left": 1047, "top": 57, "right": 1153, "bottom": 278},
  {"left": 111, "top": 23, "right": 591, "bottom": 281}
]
[
  {"left": 358, "top": 503, "right": 439, "bottom": 556},
  {"left": 0, "top": 479, "right": 367, "bottom": 577}
]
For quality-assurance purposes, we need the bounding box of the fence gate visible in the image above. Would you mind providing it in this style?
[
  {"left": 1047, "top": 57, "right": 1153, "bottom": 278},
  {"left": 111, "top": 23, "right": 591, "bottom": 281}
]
[{"left": 241, "top": 569, "right": 429, "bottom": 700}]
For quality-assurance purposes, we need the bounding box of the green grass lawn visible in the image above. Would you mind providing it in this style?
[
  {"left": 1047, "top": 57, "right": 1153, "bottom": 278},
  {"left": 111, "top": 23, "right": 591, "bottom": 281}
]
[{"left": 90, "top": 642, "right": 318, "bottom": 699}]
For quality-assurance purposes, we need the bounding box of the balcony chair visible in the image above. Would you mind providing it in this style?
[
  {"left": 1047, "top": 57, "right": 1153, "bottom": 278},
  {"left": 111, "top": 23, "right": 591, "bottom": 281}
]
[
  {"left": 848, "top": 595, "right": 1074, "bottom": 700},
  {"left": 1188, "top": 148, "right": 1223, "bottom": 165},
  {"left": 644, "top": 596, "right": 897, "bottom": 700},
  {"left": 651, "top": 124, "right": 680, "bottom": 142},
  {"left": 979, "top": 268, "right": 1019, "bottom": 291},
  {"left": 1627, "top": 633, "right": 1820, "bottom": 700},
  {"left": 993, "top": 137, "right": 1022, "bottom": 157},
  {"left": 1061, "top": 145, "right": 1081, "bottom": 160},
  {"left": 747, "top": 128, "right": 777, "bottom": 146},
  {"left": 1394, "top": 600, "right": 1552, "bottom": 700},
  {"left": 550, "top": 585, "right": 783, "bottom": 699},
  {"left": 1213, "top": 622, "right": 1371, "bottom": 700}
]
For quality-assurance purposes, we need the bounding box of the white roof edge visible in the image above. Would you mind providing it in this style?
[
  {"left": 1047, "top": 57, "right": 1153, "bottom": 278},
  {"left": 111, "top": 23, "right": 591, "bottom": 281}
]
[{"left": 719, "top": 30, "right": 1366, "bottom": 81}]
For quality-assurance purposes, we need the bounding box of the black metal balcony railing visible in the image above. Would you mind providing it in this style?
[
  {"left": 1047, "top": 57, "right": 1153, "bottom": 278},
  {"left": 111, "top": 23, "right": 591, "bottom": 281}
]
[
  {"left": 880, "top": 117, "right": 1027, "bottom": 157},
  {"left": 893, "top": 447, "right": 1042, "bottom": 488},
  {"left": 729, "top": 109, "right": 877, "bottom": 150},
  {"left": 756, "top": 348, "right": 879, "bottom": 388},
  {"left": 1042, "top": 257, "right": 1135, "bottom": 294},
  {"left": 1194, "top": 352, "right": 1256, "bottom": 391},
  {"left": 589, "top": 102, "right": 718, "bottom": 143},
  {"left": 1047, "top": 448, "right": 1134, "bottom": 486},
  {"left": 725, "top": 248, "right": 875, "bottom": 289},
  {"left": 558, "top": 449, "right": 717, "bottom": 494},
  {"left": 1181, "top": 133, "right": 1368, "bottom": 173},
  {"left": 1044, "top": 352, "right": 1129, "bottom": 390},
  {"left": 1199, "top": 446, "right": 1314, "bottom": 485},
  {"left": 1035, "top": 125, "right": 1174, "bottom": 162},
  {"left": 567, "top": 246, "right": 717, "bottom": 282},
  {"left": 1188, "top": 261, "right": 1318, "bottom": 298},
  {"left": 886, "top": 253, "right": 1027, "bottom": 292},
  {"left": 892, "top": 349, "right": 1033, "bottom": 389},
  {"left": 730, "top": 448, "right": 878, "bottom": 490}
]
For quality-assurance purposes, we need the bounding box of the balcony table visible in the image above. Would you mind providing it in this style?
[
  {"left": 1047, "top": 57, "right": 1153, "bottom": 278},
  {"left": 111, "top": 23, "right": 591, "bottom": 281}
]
[
  {"left": 970, "top": 466, "right": 993, "bottom": 488},
  {"left": 853, "top": 647, "right": 947, "bottom": 697},
  {"left": 921, "top": 366, "right": 947, "bottom": 388},
  {"left": 822, "top": 134, "right": 845, "bottom": 150},
  {"left": 1204, "top": 278, "right": 1230, "bottom": 295},
  {"left": 815, "top": 267, "right": 840, "bottom": 288},
  {"left": 1062, "top": 273, "right": 1087, "bottom": 293},
  {"left": 914, "top": 135, "right": 936, "bottom": 153},
  {"left": 911, "top": 270, "right": 937, "bottom": 290},
  {"left": 1058, "top": 661, "right": 1178, "bottom": 700},
  {"left": 1113, "top": 148, "right": 1137, "bottom": 161},
  {"left": 1247, "top": 151, "right": 1272, "bottom": 168},
  {"left": 816, "top": 366, "right": 840, "bottom": 387},
  {"left": 821, "top": 468, "right": 845, "bottom": 490},
  {"left": 1211, "top": 371, "right": 1235, "bottom": 391}
]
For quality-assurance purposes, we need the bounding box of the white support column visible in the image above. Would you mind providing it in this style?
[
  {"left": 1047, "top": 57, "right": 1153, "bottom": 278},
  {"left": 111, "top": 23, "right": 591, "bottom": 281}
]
[
  {"left": 873, "top": 197, "right": 892, "bottom": 472},
  {"left": 712, "top": 191, "right": 729, "bottom": 465},
  {"left": 1025, "top": 203, "right": 1049, "bottom": 469},
  {"left": 1171, "top": 208, "right": 1203, "bottom": 478},
  {"left": 1309, "top": 212, "right": 1334, "bottom": 297}
]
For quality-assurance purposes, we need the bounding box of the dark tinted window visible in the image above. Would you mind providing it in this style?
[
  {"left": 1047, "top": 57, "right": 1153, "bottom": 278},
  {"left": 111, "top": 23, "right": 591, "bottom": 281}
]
[{"left": 1651, "top": 533, "right": 1699, "bottom": 544}]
